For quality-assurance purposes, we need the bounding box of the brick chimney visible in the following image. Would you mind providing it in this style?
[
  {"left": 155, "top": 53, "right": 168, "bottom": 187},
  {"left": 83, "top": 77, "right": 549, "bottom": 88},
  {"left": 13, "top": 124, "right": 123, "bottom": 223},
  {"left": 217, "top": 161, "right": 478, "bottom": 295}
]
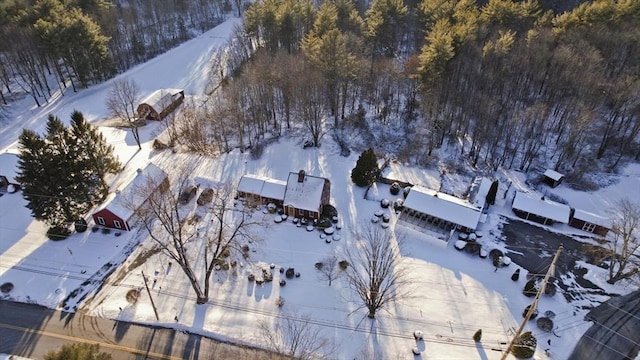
[{"left": 297, "top": 170, "right": 306, "bottom": 183}]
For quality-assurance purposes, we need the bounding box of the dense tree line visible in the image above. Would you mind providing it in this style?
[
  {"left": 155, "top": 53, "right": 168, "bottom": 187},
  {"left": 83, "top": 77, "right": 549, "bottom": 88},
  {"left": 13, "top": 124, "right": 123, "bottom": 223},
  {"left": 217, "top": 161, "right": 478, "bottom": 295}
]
[
  {"left": 199, "top": 0, "right": 638, "bottom": 184},
  {"left": 0, "top": 0, "right": 229, "bottom": 106}
]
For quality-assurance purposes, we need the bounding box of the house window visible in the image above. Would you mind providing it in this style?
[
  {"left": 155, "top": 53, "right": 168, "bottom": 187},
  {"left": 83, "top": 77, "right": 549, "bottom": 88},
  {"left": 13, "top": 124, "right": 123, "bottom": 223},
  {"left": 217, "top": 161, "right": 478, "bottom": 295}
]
[
  {"left": 582, "top": 222, "right": 596, "bottom": 233},
  {"left": 298, "top": 208, "right": 304, "bottom": 216},
  {"left": 97, "top": 216, "right": 105, "bottom": 225},
  {"left": 113, "top": 220, "right": 122, "bottom": 229}
]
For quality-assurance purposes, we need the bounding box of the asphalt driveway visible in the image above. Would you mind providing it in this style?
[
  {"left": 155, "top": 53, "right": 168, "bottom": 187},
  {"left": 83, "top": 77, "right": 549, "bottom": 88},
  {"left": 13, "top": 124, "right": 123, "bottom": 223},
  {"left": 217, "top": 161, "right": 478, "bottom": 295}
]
[{"left": 501, "top": 218, "right": 610, "bottom": 304}]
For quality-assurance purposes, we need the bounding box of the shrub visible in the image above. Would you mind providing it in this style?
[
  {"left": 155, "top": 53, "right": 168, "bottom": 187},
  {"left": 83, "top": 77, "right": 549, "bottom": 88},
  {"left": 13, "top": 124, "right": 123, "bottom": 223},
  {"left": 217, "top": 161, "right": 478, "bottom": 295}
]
[
  {"left": 322, "top": 204, "right": 338, "bottom": 219},
  {"left": 511, "top": 269, "right": 521, "bottom": 281},
  {"left": 523, "top": 279, "right": 537, "bottom": 297},
  {"left": 473, "top": 329, "right": 482, "bottom": 342},
  {"left": 536, "top": 317, "right": 553, "bottom": 332},
  {"left": 511, "top": 331, "right": 537, "bottom": 359},
  {"left": 464, "top": 242, "right": 481, "bottom": 256},
  {"left": 545, "top": 281, "right": 557, "bottom": 296},
  {"left": 390, "top": 182, "right": 400, "bottom": 195},
  {"left": 0, "top": 282, "right": 14, "bottom": 294},
  {"left": 43, "top": 343, "right": 112, "bottom": 360},
  {"left": 91, "top": 226, "right": 99, "bottom": 233},
  {"left": 248, "top": 274, "right": 255, "bottom": 282},
  {"left": 74, "top": 218, "right": 88, "bottom": 233},
  {"left": 101, "top": 227, "right": 111, "bottom": 235},
  {"left": 315, "top": 262, "right": 324, "bottom": 270},
  {"left": 339, "top": 260, "right": 349, "bottom": 270},
  {"left": 285, "top": 268, "right": 295, "bottom": 279},
  {"left": 489, "top": 249, "right": 504, "bottom": 262},
  {"left": 47, "top": 226, "right": 72, "bottom": 241},
  {"left": 523, "top": 304, "right": 539, "bottom": 319},
  {"left": 242, "top": 244, "right": 250, "bottom": 253},
  {"left": 279, "top": 280, "right": 286, "bottom": 286},
  {"left": 276, "top": 296, "right": 285, "bottom": 307}
]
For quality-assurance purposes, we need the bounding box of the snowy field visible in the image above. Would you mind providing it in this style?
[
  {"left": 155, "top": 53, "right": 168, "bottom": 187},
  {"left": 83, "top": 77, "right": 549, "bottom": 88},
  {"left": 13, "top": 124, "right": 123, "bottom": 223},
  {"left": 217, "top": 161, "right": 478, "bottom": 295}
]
[{"left": 1, "top": 16, "right": 639, "bottom": 360}]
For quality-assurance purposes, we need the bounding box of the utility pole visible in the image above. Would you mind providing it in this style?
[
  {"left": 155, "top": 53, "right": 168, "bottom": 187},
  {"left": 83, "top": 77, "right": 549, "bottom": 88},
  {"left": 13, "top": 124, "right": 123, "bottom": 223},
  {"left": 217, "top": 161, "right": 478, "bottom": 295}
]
[
  {"left": 500, "top": 245, "right": 563, "bottom": 360},
  {"left": 141, "top": 270, "right": 160, "bottom": 321}
]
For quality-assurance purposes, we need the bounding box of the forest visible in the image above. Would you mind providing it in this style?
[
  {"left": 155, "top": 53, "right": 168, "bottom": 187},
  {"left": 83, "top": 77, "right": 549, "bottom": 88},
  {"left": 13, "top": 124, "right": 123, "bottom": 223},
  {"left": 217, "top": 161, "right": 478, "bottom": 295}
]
[
  {"left": 0, "top": 0, "right": 231, "bottom": 105},
  {"left": 1, "top": 0, "right": 639, "bottom": 189},
  {"left": 198, "top": 0, "right": 637, "bottom": 189}
]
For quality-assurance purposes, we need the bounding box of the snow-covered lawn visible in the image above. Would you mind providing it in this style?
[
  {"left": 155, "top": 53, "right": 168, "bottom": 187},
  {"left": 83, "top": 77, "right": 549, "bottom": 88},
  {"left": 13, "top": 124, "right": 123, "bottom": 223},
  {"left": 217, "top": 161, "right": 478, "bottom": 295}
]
[{"left": 1, "top": 15, "right": 639, "bottom": 360}]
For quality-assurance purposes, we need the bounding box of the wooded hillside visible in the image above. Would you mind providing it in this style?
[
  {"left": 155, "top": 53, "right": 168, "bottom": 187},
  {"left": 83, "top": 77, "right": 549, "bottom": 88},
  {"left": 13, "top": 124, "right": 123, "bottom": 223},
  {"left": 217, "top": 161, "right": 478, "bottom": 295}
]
[{"left": 205, "top": 0, "right": 637, "bottom": 187}]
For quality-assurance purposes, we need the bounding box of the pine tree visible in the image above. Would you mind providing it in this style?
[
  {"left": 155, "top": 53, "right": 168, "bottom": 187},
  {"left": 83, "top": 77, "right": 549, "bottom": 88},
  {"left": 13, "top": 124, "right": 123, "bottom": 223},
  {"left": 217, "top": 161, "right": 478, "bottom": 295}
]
[
  {"left": 351, "top": 148, "right": 379, "bottom": 187},
  {"left": 17, "top": 112, "right": 121, "bottom": 229},
  {"left": 486, "top": 179, "right": 499, "bottom": 205}
]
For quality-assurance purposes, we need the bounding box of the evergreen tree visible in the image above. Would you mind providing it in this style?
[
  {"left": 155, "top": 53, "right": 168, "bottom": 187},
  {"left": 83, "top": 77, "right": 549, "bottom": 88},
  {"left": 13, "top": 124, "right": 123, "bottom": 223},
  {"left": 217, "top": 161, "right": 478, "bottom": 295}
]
[
  {"left": 351, "top": 148, "right": 379, "bottom": 187},
  {"left": 17, "top": 112, "right": 121, "bottom": 228},
  {"left": 44, "top": 343, "right": 112, "bottom": 360},
  {"left": 486, "top": 179, "right": 499, "bottom": 205}
]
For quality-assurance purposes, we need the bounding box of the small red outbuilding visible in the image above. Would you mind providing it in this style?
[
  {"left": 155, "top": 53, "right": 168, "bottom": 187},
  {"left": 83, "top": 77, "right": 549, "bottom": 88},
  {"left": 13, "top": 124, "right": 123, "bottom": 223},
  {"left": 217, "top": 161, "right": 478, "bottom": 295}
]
[{"left": 92, "top": 163, "right": 168, "bottom": 231}]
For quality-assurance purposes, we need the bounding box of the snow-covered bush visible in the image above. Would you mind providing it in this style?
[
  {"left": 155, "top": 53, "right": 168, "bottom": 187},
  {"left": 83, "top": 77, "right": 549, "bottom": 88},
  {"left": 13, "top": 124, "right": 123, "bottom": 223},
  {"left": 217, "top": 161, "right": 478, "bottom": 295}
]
[{"left": 511, "top": 331, "right": 537, "bottom": 359}]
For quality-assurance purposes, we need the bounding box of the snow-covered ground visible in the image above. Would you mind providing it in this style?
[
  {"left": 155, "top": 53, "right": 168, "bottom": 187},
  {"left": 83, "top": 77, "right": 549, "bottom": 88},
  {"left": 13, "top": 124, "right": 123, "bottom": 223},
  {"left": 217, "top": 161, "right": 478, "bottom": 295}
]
[{"left": 1, "top": 15, "right": 639, "bottom": 360}]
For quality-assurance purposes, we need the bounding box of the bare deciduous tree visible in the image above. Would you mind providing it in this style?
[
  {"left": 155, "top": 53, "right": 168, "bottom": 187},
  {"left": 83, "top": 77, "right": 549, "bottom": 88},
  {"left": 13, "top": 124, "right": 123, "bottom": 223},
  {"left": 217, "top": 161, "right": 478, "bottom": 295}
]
[
  {"left": 130, "top": 165, "right": 261, "bottom": 304},
  {"left": 607, "top": 199, "right": 640, "bottom": 284},
  {"left": 316, "top": 253, "right": 339, "bottom": 286},
  {"left": 106, "top": 78, "right": 142, "bottom": 149},
  {"left": 296, "top": 70, "right": 325, "bottom": 147},
  {"left": 258, "top": 310, "right": 332, "bottom": 360},
  {"left": 343, "top": 223, "right": 408, "bottom": 318}
]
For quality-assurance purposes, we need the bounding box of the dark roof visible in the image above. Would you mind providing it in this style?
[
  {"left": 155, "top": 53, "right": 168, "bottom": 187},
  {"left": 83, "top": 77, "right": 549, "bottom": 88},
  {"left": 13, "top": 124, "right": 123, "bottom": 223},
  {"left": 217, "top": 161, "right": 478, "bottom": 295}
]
[{"left": 569, "top": 290, "right": 640, "bottom": 360}]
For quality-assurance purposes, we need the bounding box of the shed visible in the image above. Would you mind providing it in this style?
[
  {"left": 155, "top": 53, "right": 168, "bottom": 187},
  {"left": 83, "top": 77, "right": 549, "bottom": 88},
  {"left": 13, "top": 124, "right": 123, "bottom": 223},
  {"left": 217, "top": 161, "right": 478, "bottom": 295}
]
[
  {"left": 92, "top": 163, "right": 168, "bottom": 231},
  {"left": 282, "top": 170, "right": 330, "bottom": 220},
  {"left": 136, "top": 89, "right": 184, "bottom": 121},
  {"left": 511, "top": 191, "right": 570, "bottom": 225},
  {"left": 543, "top": 169, "right": 565, "bottom": 188},
  {"left": 400, "top": 185, "right": 483, "bottom": 233},
  {"left": 569, "top": 208, "right": 611, "bottom": 236}
]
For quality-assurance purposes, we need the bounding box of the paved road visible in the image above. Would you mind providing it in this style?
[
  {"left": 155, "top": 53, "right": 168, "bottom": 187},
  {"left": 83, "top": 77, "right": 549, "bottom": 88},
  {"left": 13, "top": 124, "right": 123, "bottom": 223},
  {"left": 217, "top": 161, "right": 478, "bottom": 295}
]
[{"left": 0, "top": 300, "right": 279, "bottom": 360}]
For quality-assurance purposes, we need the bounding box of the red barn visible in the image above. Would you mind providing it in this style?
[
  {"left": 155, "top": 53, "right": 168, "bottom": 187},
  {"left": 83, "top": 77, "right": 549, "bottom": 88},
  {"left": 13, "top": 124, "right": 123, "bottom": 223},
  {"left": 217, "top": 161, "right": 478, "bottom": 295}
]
[
  {"left": 136, "top": 89, "right": 184, "bottom": 121},
  {"left": 283, "top": 170, "right": 331, "bottom": 220},
  {"left": 569, "top": 208, "right": 611, "bottom": 237},
  {"left": 92, "top": 163, "right": 168, "bottom": 231}
]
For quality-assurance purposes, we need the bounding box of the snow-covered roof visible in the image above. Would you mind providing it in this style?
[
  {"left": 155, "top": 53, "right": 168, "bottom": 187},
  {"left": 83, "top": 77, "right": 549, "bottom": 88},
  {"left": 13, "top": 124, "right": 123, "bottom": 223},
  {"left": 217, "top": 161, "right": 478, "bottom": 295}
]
[
  {"left": 283, "top": 172, "right": 327, "bottom": 212},
  {"left": 469, "top": 177, "right": 493, "bottom": 210},
  {"left": 403, "top": 185, "right": 482, "bottom": 230},
  {"left": 237, "top": 174, "right": 267, "bottom": 195},
  {"left": 573, "top": 208, "right": 611, "bottom": 229},
  {"left": 0, "top": 151, "right": 20, "bottom": 184},
  {"left": 237, "top": 175, "right": 286, "bottom": 201},
  {"left": 95, "top": 163, "right": 168, "bottom": 220},
  {"left": 512, "top": 191, "right": 570, "bottom": 223},
  {"left": 261, "top": 178, "right": 286, "bottom": 200},
  {"left": 139, "top": 88, "right": 183, "bottom": 112},
  {"left": 544, "top": 169, "right": 565, "bottom": 181}
]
